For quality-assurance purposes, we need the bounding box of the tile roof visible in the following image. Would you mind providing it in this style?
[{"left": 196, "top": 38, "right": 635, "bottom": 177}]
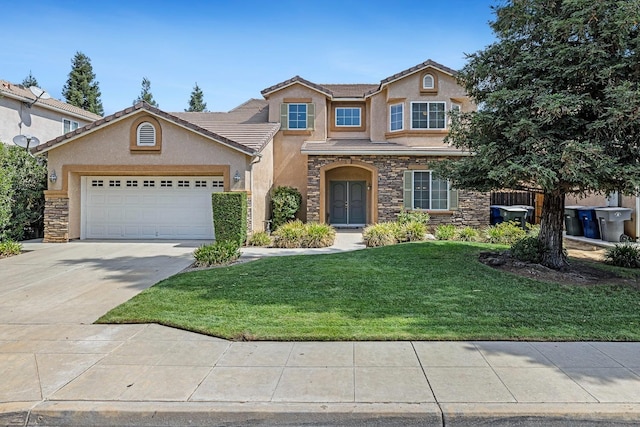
[
  {"left": 261, "top": 59, "right": 458, "bottom": 99},
  {"left": 301, "top": 138, "right": 468, "bottom": 156},
  {"left": 32, "top": 102, "right": 275, "bottom": 156},
  {"left": 0, "top": 80, "right": 102, "bottom": 121},
  {"left": 172, "top": 99, "right": 280, "bottom": 152}
]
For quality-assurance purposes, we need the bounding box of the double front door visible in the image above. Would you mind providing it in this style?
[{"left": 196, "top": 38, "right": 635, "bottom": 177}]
[{"left": 329, "top": 181, "right": 366, "bottom": 226}]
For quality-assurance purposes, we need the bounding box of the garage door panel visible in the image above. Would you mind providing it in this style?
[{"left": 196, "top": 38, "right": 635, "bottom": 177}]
[{"left": 84, "top": 176, "right": 217, "bottom": 240}]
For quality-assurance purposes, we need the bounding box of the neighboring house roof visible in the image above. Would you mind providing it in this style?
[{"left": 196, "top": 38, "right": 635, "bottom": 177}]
[
  {"left": 0, "top": 80, "right": 102, "bottom": 121},
  {"left": 261, "top": 59, "right": 458, "bottom": 100},
  {"left": 301, "top": 139, "right": 469, "bottom": 156},
  {"left": 32, "top": 102, "right": 272, "bottom": 156},
  {"left": 172, "top": 99, "right": 280, "bottom": 152}
]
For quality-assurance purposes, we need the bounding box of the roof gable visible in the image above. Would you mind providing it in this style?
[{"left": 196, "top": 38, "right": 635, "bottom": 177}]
[
  {"left": 366, "top": 59, "right": 459, "bottom": 96},
  {"left": 32, "top": 102, "right": 263, "bottom": 156}
]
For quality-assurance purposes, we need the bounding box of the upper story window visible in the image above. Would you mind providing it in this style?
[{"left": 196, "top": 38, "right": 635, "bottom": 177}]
[
  {"left": 335, "top": 107, "right": 361, "bottom": 127},
  {"left": 136, "top": 122, "right": 156, "bottom": 146},
  {"left": 411, "top": 102, "right": 446, "bottom": 130},
  {"left": 390, "top": 103, "right": 404, "bottom": 132},
  {"left": 280, "top": 102, "right": 315, "bottom": 131},
  {"left": 422, "top": 74, "right": 435, "bottom": 90},
  {"left": 63, "top": 118, "right": 79, "bottom": 134}
]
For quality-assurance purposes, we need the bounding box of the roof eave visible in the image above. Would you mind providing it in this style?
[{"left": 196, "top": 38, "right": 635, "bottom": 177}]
[
  {"left": 0, "top": 90, "right": 102, "bottom": 121},
  {"left": 300, "top": 148, "right": 471, "bottom": 156}
]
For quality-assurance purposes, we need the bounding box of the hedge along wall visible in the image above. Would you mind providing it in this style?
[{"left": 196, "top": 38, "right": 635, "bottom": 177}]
[{"left": 211, "top": 192, "right": 247, "bottom": 245}]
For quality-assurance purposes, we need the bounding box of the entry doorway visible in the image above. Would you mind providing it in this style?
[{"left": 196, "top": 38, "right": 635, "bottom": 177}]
[{"left": 329, "top": 181, "right": 366, "bottom": 226}]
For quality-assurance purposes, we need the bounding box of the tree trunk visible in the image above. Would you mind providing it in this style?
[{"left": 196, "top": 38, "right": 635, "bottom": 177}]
[{"left": 539, "top": 190, "right": 569, "bottom": 270}]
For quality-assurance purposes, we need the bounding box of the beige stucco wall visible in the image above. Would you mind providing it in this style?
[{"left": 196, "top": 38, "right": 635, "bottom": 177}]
[
  {"left": 46, "top": 111, "right": 256, "bottom": 239},
  {"left": 0, "top": 96, "right": 94, "bottom": 145},
  {"left": 250, "top": 139, "right": 274, "bottom": 232}
]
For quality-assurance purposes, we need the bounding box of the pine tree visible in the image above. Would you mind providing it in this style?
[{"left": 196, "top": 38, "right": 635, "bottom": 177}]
[
  {"left": 185, "top": 82, "right": 207, "bottom": 112},
  {"left": 62, "top": 51, "right": 104, "bottom": 116},
  {"left": 133, "top": 77, "right": 159, "bottom": 107},
  {"left": 21, "top": 71, "right": 39, "bottom": 88},
  {"left": 437, "top": 0, "right": 640, "bottom": 269}
]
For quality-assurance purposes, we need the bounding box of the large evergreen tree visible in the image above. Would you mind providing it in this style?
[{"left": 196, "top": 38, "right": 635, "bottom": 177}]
[
  {"left": 62, "top": 51, "right": 104, "bottom": 116},
  {"left": 437, "top": 0, "right": 640, "bottom": 269},
  {"left": 185, "top": 82, "right": 207, "bottom": 112},
  {"left": 21, "top": 71, "right": 39, "bottom": 88},
  {"left": 133, "top": 77, "right": 159, "bottom": 107}
]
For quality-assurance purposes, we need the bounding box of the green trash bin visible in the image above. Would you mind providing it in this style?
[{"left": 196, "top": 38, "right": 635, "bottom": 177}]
[
  {"left": 498, "top": 206, "right": 528, "bottom": 229},
  {"left": 564, "top": 205, "right": 584, "bottom": 236}
]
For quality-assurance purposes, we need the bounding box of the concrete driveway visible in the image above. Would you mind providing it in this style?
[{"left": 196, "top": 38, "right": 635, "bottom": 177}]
[{"left": 0, "top": 240, "right": 199, "bottom": 324}]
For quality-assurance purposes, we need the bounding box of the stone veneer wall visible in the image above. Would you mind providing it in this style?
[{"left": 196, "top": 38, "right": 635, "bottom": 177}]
[
  {"left": 43, "top": 196, "right": 69, "bottom": 243},
  {"left": 307, "top": 155, "right": 490, "bottom": 228}
]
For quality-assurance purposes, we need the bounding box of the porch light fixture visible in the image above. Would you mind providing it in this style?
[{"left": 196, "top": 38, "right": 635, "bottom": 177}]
[
  {"left": 233, "top": 170, "right": 241, "bottom": 183},
  {"left": 49, "top": 170, "right": 57, "bottom": 183}
]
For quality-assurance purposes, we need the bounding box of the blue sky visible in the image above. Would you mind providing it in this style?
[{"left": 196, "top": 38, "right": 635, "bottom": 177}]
[{"left": 4, "top": 1, "right": 499, "bottom": 115}]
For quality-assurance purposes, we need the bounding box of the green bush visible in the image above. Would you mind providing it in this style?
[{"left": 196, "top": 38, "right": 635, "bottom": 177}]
[
  {"left": 247, "top": 231, "right": 271, "bottom": 247},
  {"left": 0, "top": 240, "right": 22, "bottom": 258},
  {"left": 435, "top": 224, "right": 456, "bottom": 240},
  {"left": 527, "top": 223, "right": 541, "bottom": 238},
  {"left": 363, "top": 222, "right": 398, "bottom": 247},
  {"left": 484, "top": 221, "right": 527, "bottom": 245},
  {"left": 302, "top": 222, "right": 336, "bottom": 248},
  {"left": 272, "top": 220, "right": 306, "bottom": 248},
  {"left": 193, "top": 240, "right": 240, "bottom": 267},
  {"left": 271, "top": 186, "right": 302, "bottom": 230},
  {"left": 511, "top": 236, "right": 546, "bottom": 263},
  {"left": 211, "top": 192, "right": 247, "bottom": 245},
  {"left": 0, "top": 144, "right": 47, "bottom": 240},
  {"left": 397, "top": 210, "right": 430, "bottom": 226},
  {"left": 604, "top": 243, "right": 640, "bottom": 268},
  {"left": 455, "top": 226, "right": 480, "bottom": 242},
  {"left": 401, "top": 221, "right": 427, "bottom": 242}
]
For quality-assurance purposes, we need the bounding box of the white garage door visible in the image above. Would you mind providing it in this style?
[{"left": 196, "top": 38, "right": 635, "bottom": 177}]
[{"left": 82, "top": 176, "right": 223, "bottom": 239}]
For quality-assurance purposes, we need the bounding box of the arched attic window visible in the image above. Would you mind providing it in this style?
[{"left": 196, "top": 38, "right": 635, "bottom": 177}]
[
  {"left": 423, "top": 74, "right": 435, "bottom": 90},
  {"left": 130, "top": 115, "right": 162, "bottom": 152},
  {"left": 137, "top": 122, "right": 156, "bottom": 146}
]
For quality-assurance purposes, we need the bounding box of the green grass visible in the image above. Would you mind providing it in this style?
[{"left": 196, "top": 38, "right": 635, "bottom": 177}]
[{"left": 97, "top": 241, "right": 640, "bottom": 341}]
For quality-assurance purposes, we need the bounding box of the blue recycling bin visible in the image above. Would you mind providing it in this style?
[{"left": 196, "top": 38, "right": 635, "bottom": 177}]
[
  {"left": 490, "top": 205, "right": 504, "bottom": 225},
  {"left": 577, "top": 208, "right": 601, "bottom": 239}
]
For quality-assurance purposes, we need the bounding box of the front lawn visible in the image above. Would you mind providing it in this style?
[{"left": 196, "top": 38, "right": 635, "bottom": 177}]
[{"left": 97, "top": 241, "right": 640, "bottom": 341}]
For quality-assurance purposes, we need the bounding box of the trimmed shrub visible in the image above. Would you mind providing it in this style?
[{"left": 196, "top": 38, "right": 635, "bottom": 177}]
[
  {"left": 484, "top": 221, "right": 527, "bottom": 245},
  {"left": 211, "top": 192, "right": 247, "bottom": 245},
  {"left": 363, "top": 222, "right": 397, "bottom": 247},
  {"left": 397, "top": 210, "right": 430, "bottom": 226},
  {"left": 302, "top": 222, "right": 336, "bottom": 248},
  {"left": 402, "top": 221, "right": 427, "bottom": 242},
  {"left": 434, "top": 224, "right": 456, "bottom": 240},
  {"left": 604, "top": 243, "right": 640, "bottom": 268},
  {"left": 193, "top": 240, "right": 240, "bottom": 267},
  {"left": 455, "top": 226, "right": 480, "bottom": 242},
  {"left": 511, "top": 236, "right": 546, "bottom": 263},
  {"left": 0, "top": 240, "right": 22, "bottom": 258},
  {"left": 271, "top": 186, "right": 302, "bottom": 230},
  {"left": 272, "top": 220, "right": 306, "bottom": 248},
  {"left": 247, "top": 231, "right": 272, "bottom": 247}
]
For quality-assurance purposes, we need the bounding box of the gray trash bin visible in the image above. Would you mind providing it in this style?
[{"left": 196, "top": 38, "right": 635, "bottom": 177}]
[
  {"left": 498, "top": 206, "right": 528, "bottom": 229},
  {"left": 594, "top": 207, "right": 633, "bottom": 242},
  {"left": 564, "top": 205, "right": 584, "bottom": 236}
]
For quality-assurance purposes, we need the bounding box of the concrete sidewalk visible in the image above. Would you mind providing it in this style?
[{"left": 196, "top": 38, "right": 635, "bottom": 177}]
[{"left": 1, "top": 232, "right": 639, "bottom": 426}]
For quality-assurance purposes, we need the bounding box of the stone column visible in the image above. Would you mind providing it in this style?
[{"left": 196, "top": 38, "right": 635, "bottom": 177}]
[{"left": 43, "top": 194, "right": 69, "bottom": 243}]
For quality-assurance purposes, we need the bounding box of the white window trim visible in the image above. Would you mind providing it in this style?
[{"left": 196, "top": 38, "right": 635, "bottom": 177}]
[
  {"left": 136, "top": 122, "right": 156, "bottom": 146},
  {"left": 423, "top": 74, "right": 435, "bottom": 89},
  {"left": 410, "top": 170, "right": 450, "bottom": 211},
  {"left": 63, "top": 118, "right": 79, "bottom": 134},
  {"left": 410, "top": 101, "right": 447, "bottom": 130},
  {"left": 389, "top": 103, "right": 404, "bottom": 132},
  {"left": 334, "top": 107, "right": 362, "bottom": 127}
]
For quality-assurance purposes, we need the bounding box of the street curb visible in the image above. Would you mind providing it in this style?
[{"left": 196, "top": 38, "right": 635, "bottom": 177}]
[
  {"left": 441, "top": 403, "right": 640, "bottom": 426},
  {"left": 23, "top": 401, "right": 443, "bottom": 426}
]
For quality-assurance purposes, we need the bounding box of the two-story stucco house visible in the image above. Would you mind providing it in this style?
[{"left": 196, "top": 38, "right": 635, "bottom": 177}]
[
  {"left": 33, "top": 60, "right": 489, "bottom": 243},
  {"left": 0, "top": 80, "right": 102, "bottom": 146}
]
